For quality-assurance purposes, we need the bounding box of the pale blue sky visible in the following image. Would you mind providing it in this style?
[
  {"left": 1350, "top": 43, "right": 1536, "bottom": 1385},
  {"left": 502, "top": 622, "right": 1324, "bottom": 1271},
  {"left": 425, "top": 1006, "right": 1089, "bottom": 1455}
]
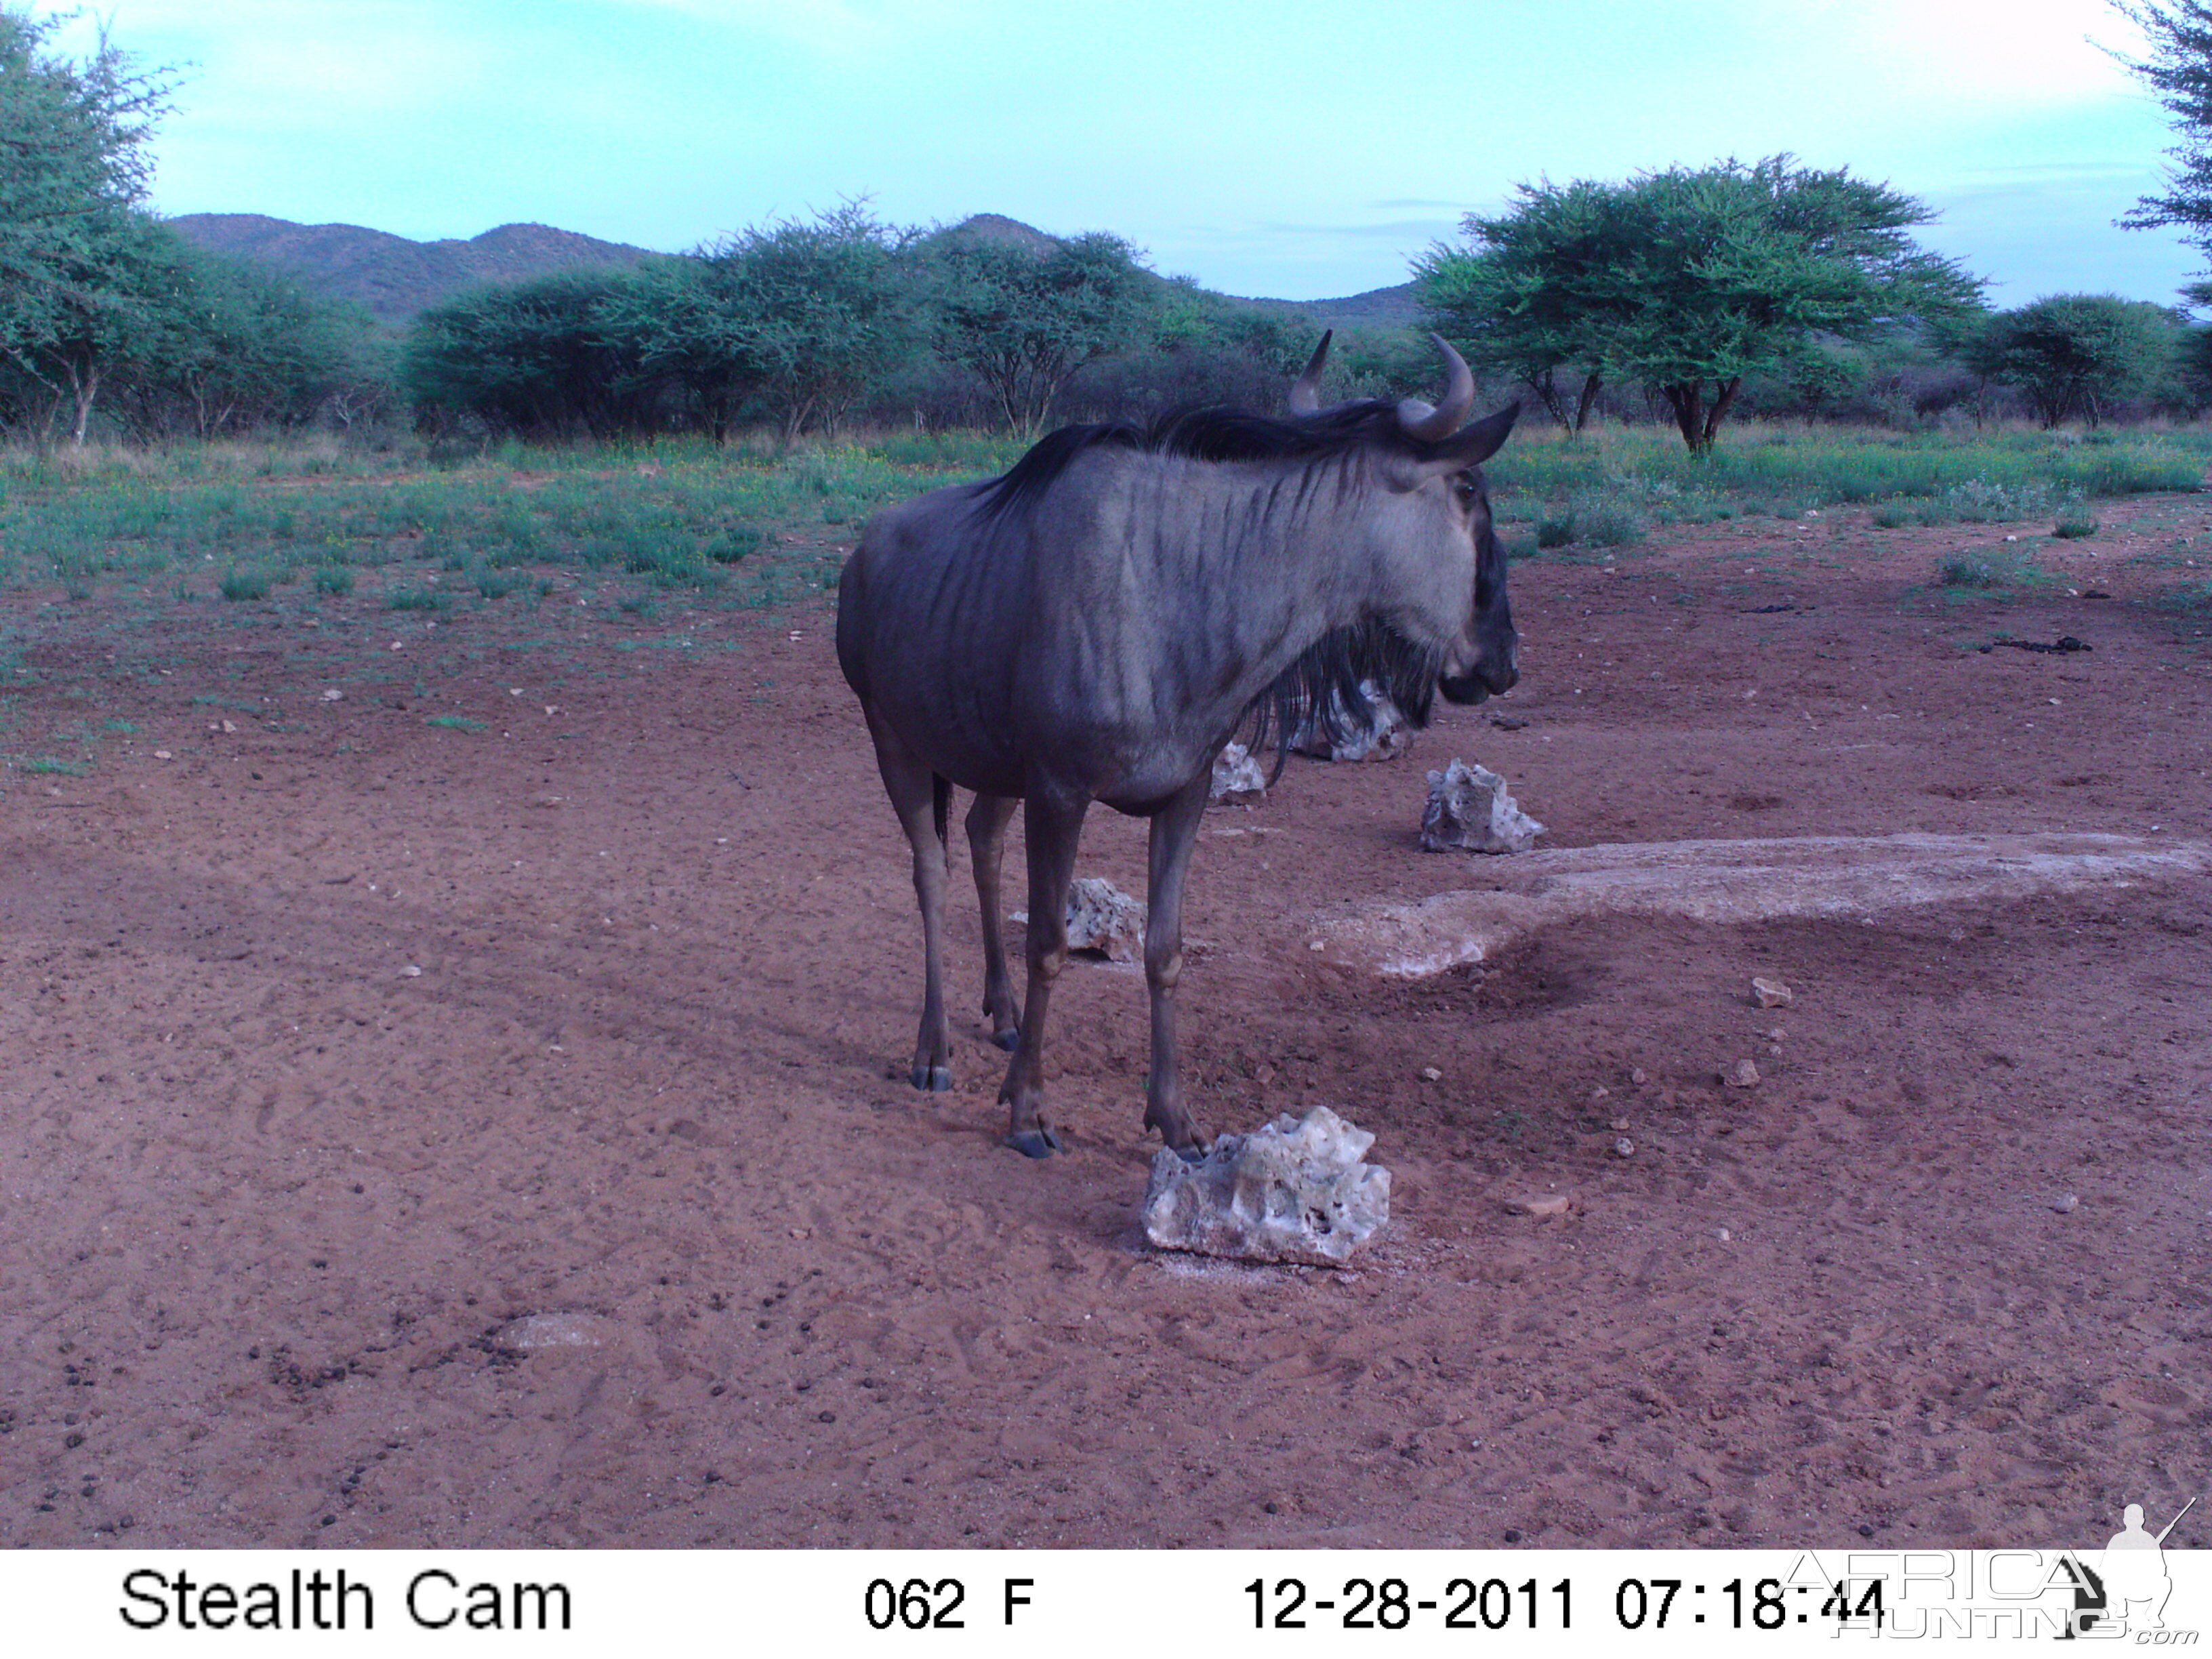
[{"left": 33, "top": 0, "right": 2207, "bottom": 307}]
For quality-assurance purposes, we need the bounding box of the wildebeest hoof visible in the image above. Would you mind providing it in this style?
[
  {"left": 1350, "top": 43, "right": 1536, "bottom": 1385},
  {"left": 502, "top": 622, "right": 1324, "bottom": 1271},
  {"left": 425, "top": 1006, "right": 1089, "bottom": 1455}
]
[
  {"left": 990, "top": 1027, "right": 1019, "bottom": 1052},
  {"left": 911, "top": 1064, "right": 953, "bottom": 1092},
  {"left": 1171, "top": 1141, "right": 1207, "bottom": 1165},
  {"left": 1004, "top": 1126, "right": 1064, "bottom": 1159}
]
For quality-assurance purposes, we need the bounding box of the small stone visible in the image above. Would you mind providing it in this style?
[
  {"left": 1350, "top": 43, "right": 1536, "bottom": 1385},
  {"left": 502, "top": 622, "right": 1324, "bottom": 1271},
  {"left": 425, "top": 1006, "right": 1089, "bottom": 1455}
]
[
  {"left": 1715, "top": 1227, "right": 1732, "bottom": 1242},
  {"left": 1420, "top": 758, "right": 1545, "bottom": 854},
  {"left": 321, "top": 688, "right": 342, "bottom": 701},
  {"left": 1209, "top": 741, "right": 1267, "bottom": 802},
  {"left": 495, "top": 1313, "right": 609, "bottom": 1350},
  {"left": 1631, "top": 1068, "right": 1648, "bottom": 1086},
  {"left": 397, "top": 964, "right": 422, "bottom": 979},
  {"left": 1723, "top": 1059, "right": 1761, "bottom": 1088},
  {"left": 1419, "top": 1066, "right": 1443, "bottom": 1082},
  {"left": 1767, "top": 1044, "right": 1784, "bottom": 1058},
  {"left": 1506, "top": 1193, "right": 1572, "bottom": 1219},
  {"left": 2051, "top": 1193, "right": 2080, "bottom": 1214},
  {"left": 1613, "top": 1136, "right": 1635, "bottom": 1158},
  {"left": 152, "top": 750, "right": 172, "bottom": 760},
  {"left": 1608, "top": 1117, "right": 1630, "bottom": 1132},
  {"left": 1591, "top": 1085, "right": 1609, "bottom": 1099},
  {"left": 1750, "top": 977, "right": 1793, "bottom": 1008},
  {"left": 1143, "top": 1106, "right": 1390, "bottom": 1265},
  {"left": 221, "top": 720, "right": 237, "bottom": 733}
]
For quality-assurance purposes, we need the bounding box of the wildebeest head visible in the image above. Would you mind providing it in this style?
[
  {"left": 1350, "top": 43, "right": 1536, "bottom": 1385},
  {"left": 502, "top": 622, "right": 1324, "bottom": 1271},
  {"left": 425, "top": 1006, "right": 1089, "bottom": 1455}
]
[{"left": 1290, "top": 331, "right": 1521, "bottom": 705}]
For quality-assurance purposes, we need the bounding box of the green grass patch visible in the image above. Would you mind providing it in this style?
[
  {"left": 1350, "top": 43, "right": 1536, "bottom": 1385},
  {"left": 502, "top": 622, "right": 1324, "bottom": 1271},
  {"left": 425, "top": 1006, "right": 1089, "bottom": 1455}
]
[
  {"left": 424, "top": 714, "right": 487, "bottom": 732},
  {"left": 220, "top": 569, "right": 273, "bottom": 602},
  {"left": 2052, "top": 498, "right": 2100, "bottom": 538},
  {"left": 386, "top": 587, "right": 451, "bottom": 612},
  {"left": 1938, "top": 548, "right": 2049, "bottom": 590}
]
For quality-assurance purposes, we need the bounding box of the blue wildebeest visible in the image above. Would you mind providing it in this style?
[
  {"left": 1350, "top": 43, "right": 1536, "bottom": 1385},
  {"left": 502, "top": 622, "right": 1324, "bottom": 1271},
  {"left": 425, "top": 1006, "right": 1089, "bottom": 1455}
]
[{"left": 836, "top": 333, "right": 1519, "bottom": 1158}]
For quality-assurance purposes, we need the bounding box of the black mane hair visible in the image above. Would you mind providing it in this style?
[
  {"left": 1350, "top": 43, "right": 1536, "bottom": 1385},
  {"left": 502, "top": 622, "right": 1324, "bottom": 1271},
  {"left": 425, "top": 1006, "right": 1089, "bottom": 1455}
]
[
  {"left": 971, "top": 398, "right": 1406, "bottom": 522},
  {"left": 971, "top": 400, "right": 1452, "bottom": 772}
]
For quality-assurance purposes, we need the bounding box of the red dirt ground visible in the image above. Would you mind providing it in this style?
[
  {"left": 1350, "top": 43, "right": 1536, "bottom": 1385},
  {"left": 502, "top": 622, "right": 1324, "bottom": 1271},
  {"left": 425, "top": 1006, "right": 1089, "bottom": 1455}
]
[{"left": 2, "top": 492, "right": 2208, "bottom": 1551}]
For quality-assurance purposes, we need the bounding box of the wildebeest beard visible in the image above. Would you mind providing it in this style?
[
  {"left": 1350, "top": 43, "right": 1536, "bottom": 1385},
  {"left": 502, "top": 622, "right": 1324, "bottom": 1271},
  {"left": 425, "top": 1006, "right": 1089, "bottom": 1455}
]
[{"left": 1242, "top": 615, "right": 1441, "bottom": 778}]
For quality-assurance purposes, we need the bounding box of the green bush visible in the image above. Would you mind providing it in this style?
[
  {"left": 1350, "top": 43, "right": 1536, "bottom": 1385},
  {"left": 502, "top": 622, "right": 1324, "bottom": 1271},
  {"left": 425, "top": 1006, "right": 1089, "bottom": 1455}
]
[
  {"left": 2053, "top": 499, "right": 2100, "bottom": 538},
  {"left": 220, "top": 570, "right": 272, "bottom": 601}
]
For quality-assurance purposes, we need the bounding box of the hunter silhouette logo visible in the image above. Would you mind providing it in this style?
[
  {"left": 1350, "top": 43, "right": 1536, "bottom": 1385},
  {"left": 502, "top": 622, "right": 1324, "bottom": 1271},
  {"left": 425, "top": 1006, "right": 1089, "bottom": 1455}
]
[{"left": 2060, "top": 1497, "right": 2196, "bottom": 1639}]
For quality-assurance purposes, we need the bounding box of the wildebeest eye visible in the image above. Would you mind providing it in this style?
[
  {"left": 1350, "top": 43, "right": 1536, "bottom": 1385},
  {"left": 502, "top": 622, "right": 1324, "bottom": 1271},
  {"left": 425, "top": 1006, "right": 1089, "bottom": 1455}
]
[{"left": 1453, "top": 473, "right": 1481, "bottom": 506}]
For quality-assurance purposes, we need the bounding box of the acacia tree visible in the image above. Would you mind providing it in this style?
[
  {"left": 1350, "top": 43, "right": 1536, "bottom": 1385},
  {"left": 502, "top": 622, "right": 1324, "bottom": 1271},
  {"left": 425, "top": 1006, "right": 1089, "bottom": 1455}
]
[
  {"left": 682, "top": 205, "right": 921, "bottom": 446},
  {"left": 0, "top": 5, "right": 178, "bottom": 443},
  {"left": 1420, "top": 158, "right": 1982, "bottom": 453},
  {"left": 1417, "top": 178, "right": 1623, "bottom": 434},
  {"left": 2114, "top": 1, "right": 2212, "bottom": 291},
  {"left": 1967, "top": 294, "right": 2182, "bottom": 426},
  {"left": 402, "top": 270, "right": 661, "bottom": 438},
  {"left": 929, "top": 230, "right": 1153, "bottom": 437}
]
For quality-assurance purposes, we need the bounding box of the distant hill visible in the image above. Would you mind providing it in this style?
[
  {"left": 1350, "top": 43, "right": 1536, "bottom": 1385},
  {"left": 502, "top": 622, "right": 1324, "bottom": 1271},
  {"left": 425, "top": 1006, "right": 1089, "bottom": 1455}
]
[
  {"left": 169, "top": 210, "right": 1422, "bottom": 331},
  {"left": 167, "top": 215, "right": 657, "bottom": 325},
  {"left": 1274, "top": 282, "right": 1423, "bottom": 331}
]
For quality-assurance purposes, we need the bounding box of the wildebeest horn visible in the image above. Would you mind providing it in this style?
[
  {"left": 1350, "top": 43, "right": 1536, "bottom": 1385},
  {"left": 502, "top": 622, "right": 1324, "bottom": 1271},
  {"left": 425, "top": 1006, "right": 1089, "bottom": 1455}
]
[
  {"left": 1288, "top": 330, "right": 1332, "bottom": 414},
  {"left": 1396, "top": 333, "right": 1475, "bottom": 442}
]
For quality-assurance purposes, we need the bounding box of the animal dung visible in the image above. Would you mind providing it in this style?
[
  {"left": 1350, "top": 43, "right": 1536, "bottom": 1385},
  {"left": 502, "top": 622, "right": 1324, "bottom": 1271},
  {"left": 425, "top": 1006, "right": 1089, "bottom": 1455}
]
[
  {"left": 1420, "top": 758, "right": 1546, "bottom": 854},
  {"left": 1292, "top": 680, "right": 1410, "bottom": 762},
  {"left": 1142, "top": 1105, "right": 1391, "bottom": 1267},
  {"left": 1210, "top": 741, "right": 1267, "bottom": 802}
]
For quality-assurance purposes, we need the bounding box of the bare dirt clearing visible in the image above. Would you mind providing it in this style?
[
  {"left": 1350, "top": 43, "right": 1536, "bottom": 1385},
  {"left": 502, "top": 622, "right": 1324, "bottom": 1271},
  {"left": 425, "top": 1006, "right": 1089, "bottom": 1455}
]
[{"left": 3, "top": 497, "right": 2209, "bottom": 1549}]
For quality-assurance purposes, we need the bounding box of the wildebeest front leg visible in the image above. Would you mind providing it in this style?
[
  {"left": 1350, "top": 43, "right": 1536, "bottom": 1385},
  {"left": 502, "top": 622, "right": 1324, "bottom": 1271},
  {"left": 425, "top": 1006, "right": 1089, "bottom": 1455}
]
[
  {"left": 1000, "top": 787, "right": 1088, "bottom": 1158},
  {"left": 1142, "top": 771, "right": 1212, "bottom": 1158},
  {"left": 862, "top": 706, "right": 956, "bottom": 1092},
  {"left": 965, "top": 793, "right": 1021, "bottom": 1050}
]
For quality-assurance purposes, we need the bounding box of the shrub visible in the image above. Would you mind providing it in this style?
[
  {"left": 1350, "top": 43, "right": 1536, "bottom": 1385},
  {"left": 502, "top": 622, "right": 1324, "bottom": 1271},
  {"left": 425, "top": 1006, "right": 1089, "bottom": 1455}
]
[
  {"left": 2053, "top": 499, "right": 2100, "bottom": 538},
  {"left": 220, "top": 570, "right": 272, "bottom": 601}
]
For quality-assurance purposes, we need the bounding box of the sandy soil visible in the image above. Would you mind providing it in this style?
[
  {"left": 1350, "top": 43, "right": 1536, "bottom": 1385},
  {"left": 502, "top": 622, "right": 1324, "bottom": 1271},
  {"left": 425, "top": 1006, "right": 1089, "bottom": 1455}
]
[{"left": 2, "top": 489, "right": 2208, "bottom": 1551}]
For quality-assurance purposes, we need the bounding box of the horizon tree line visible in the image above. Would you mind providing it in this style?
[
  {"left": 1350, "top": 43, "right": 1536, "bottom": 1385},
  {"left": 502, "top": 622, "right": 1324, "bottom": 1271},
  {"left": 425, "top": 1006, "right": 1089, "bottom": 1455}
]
[{"left": 7, "top": 0, "right": 2212, "bottom": 452}]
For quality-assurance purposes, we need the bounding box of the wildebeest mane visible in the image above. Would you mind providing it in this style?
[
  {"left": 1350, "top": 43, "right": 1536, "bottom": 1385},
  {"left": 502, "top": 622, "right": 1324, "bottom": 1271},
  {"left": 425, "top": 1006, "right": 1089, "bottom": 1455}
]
[
  {"left": 970, "top": 401, "right": 1448, "bottom": 770},
  {"left": 972, "top": 398, "right": 1408, "bottom": 521}
]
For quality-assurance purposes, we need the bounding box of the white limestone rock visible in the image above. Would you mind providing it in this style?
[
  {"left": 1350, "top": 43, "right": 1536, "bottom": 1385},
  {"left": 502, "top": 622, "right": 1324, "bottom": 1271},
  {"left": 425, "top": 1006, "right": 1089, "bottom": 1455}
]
[
  {"left": 1420, "top": 758, "right": 1545, "bottom": 855},
  {"left": 1293, "top": 680, "right": 1410, "bottom": 762},
  {"left": 1143, "top": 1105, "right": 1391, "bottom": 1267},
  {"left": 1210, "top": 741, "right": 1268, "bottom": 802},
  {"left": 1063, "top": 876, "right": 1146, "bottom": 962}
]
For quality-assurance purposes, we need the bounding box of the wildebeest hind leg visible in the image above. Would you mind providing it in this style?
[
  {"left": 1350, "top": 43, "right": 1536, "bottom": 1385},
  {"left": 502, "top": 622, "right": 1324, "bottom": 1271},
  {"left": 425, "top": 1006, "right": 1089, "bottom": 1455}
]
[
  {"left": 966, "top": 793, "right": 1021, "bottom": 1049},
  {"left": 862, "top": 706, "right": 955, "bottom": 1092},
  {"left": 1141, "top": 771, "right": 1210, "bottom": 1158},
  {"left": 1000, "top": 787, "right": 1088, "bottom": 1157}
]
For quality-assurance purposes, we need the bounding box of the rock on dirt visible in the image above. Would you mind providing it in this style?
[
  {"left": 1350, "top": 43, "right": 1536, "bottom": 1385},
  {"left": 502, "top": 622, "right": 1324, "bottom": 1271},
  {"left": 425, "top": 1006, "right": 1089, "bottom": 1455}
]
[
  {"left": 495, "top": 1313, "right": 612, "bottom": 1350},
  {"left": 1724, "top": 1059, "right": 1761, "bottom": 1088},
  {"left": 1143, "top": 1105, "right": 1390, "bottom": 1266},
  {"left": 1505, "top": 1193, "right": 1573, "bottom": 1219},
  {"left": 1015, "top": 877, "right": 1147, "bottom": 962},
  {"left": 1210, "top": 742, "right": 1267, "bottom": 802},
  {"left": 1751, "top": 977, "right": 1794, "bottom": 1008},
  {"left": 1419, "top": 759, "right": 1546, "bottom": 855}
]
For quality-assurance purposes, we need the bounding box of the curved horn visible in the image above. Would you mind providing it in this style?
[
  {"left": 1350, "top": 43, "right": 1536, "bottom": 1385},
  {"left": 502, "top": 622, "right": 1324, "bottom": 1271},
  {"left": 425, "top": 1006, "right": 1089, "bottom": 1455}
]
[
  {"left": 1288, "top": 329, "right": 1332, "bottom": 414},
  {"left": 1396, "top": 332, "right": 1475, "bottom": 441}
]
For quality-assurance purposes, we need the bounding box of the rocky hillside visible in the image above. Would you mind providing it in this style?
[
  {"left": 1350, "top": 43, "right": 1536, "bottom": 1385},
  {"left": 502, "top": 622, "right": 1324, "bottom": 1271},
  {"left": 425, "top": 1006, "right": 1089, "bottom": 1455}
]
[{"left": 167, "top": 215, "right": 656, "bottom": 324}]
